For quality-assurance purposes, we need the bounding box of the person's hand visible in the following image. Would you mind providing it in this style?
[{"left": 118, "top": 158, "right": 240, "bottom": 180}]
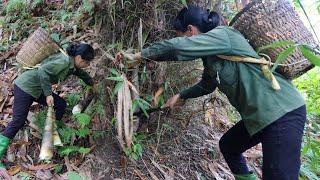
[
  {"left": 115, "top": 52, "right": 141, "bottom": 65},
  {"left": 162, "top": 94, "right": 185, "bottom": 109},
  {"left": 46, "top": 95, "right": 54, "bottom": 106},
  {"left": 0, "top": 167, "right": 12, "bottom": 180}
]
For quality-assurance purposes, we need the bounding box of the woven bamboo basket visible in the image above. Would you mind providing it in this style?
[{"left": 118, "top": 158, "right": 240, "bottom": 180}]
[
  {"left": 16, "top": 27, "right": 60, "bottom": 68},
  {"left": 229, "top": 0, "right": 317, "bottom": 79}
]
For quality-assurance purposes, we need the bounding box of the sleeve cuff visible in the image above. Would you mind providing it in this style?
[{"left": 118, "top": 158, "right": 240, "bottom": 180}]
[{"left": 179, "top": 90, "right": 189, "bottom": 100}]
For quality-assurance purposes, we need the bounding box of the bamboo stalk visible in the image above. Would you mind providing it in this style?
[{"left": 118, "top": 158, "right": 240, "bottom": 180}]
[
  {"left": 123, "top": 77, "right": 132, "bottom": 148},
  {"left": 39, "top": 106, "right": 54, "bottom": 161},
  {"left": 117, "top": 81, "right": 125, "bottom": 149}
]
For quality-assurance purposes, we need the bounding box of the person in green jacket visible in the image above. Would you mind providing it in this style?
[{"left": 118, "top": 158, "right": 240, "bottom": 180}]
[
  {"left": 0, "top": 43, "right": 95, "bottom": 178},
  {"left": 116, "top": 5, "right": 306, "bottom": 180}
]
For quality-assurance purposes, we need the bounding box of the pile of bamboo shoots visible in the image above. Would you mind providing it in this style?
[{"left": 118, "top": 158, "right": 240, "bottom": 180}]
[
  {"left": 39, "top": 106, "right": 63, "bottom": 161},
  {"left": 117, "top": 74, "right": 137, "bottom": 149}
]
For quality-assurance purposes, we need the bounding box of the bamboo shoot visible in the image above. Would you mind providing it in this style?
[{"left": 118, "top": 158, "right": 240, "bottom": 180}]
[
  {"left": 53, "top": 120, "right": 63, "bottom": 146},
  {"left": 39, "top": 106, "right": 54, "bottom": 160}
]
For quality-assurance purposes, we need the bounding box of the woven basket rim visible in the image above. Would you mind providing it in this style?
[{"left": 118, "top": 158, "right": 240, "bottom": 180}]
[{"left": 229, "top": 0, "right": 263, "bottom": 26}]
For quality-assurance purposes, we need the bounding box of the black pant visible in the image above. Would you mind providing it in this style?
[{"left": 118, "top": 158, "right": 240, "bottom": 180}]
[
  {"left": 2, "top": 85, "right": 67, "bottom": 139},
  {"left": 219, "top": 105, "right": 306, "bottom": 180}
]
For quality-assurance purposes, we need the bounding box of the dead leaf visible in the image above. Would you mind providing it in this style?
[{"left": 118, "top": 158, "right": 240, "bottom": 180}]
[
  {"left": 216, "top": 163, "right": 234, "bottom": 177},
  {"left": 8, "top": 166, "right": 21, "bottom": 176},
  {"left": 148, "top": 170, "right": 160, "bottom": 180},
  {"left": 0, "top": 85, "right": 8, "bottom": 112},
  {"left": 36, "top": 169, "right": 53, "bottom": 180},
  {"left": 153, "top": 87, "right": 164, "bottom": 106},
  {"left": 134, "top": 169, "right": 147, "bottom": 180},
  {"left": 64, "top": 156, "right": 73, "bottom": 172},
  {"left": 28, "top": 164, "right": 57, "bottom": 171},
  {"left": 151, "top": 160, "right": 174, "bottom": 180}
]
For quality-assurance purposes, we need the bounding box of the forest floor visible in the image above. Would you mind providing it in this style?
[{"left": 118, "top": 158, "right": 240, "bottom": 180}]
[
  {"left": 0, "top": 63, "right": 264, "bottom": 180},
  {"left": 87, "top": 96, "right": 264, "bottom": 180}
]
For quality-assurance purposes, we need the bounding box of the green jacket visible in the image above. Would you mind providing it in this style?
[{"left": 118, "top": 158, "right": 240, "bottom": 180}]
[
  {"left": 15, "top": 52, "right": 94, "bottom": 98},
  {"left": 141, "top": 26, "right": 305, "bottom": 135}
]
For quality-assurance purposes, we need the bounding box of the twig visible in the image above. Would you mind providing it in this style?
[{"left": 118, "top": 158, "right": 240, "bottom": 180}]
[{"left": 141, "top": 158, "right": 160, "bottom": 180}]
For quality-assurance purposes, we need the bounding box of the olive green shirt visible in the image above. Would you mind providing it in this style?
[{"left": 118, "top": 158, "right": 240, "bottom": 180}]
[
  {"left": 141, "top": 26, "right": 305, "bottom": 135},
  {"left": 15, "top": 52, "right": 94, "bottom": 98}
]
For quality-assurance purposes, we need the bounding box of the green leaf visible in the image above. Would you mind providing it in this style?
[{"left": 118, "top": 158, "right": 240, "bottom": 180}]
[
  {"left": 137, "top": 100, "right": 149, "bottom": 118},
  {"left": 59, "top": 146, "right": 77, "bottom": 156},
  {"left": 78, "top": 147, "right": 91, "bottom": 154},
  {"left": 113, "top": 81, "right": 124, "bottom": 95},
  {"left": 74, "top": 113, "right": 91, "bottom": 128},
  {"left": 123, "top": 147, "right": 131, "bottom": 156},
  {"left": 54, "top": 164, "right": 63, "bottom": 174},
  {"left": 109, "top": 68, "right": 121, "bottom": 76},
  {"left": 138, "top": 98, "right": 151, "bottom": 108},
  {"left": 299, "top": 165, "right": 320, "bottom": 180},
  {"left": 257, "top": 40, "right": 295, "bottom": 53},
  {"left": 180, "top": 0, "right": 187, "bottom": 6},
  {"left": 67, "top": 171, "right": 84, "bottom": 180},
  {"left": 58, "top": 127, "right": 76, "bottom": 144},
  {"left": 77, "top": 127, "right": 90, "bottom": 138},
  {"left": 300, "top": 45, "right": 320, "bottom": 66},
  {"left": 271, "top": 46, "right": 296, "bottom": 72},
  {"left": 131, "top": 153, "right": 139, "bottom": 160},
  {"left": 133, "top": 144, "right": 143, "bottom": 156},
  {"left": 66, "top": 93, "right": 82, "bottom": 108},
  {"left": 132, "top": 100, "right": 138, "bottom": 112},
  {"left": 58, "top": 146, "right": 90, "bottom": 156},
  {"left": 106, "top": 76, "right": 124, "bottom": 81}
]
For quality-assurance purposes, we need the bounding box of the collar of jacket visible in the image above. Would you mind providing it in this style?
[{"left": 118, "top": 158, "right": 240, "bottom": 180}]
[{"left": 69, "top": 56, "right": 76, "bottom": 71}]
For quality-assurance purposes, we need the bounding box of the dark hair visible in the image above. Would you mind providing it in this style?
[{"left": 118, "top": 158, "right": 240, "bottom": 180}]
[
  {"left": 173, "top": 5, "right": 224, "bottom": 33},
  {"left": 66, "top": 43, "right": 95, "bottom": 61}
]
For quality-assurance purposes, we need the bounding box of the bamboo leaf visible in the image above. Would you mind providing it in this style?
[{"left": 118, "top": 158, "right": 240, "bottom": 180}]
[
  {"left": 300, "top": 45, "right": 320, "bottom": 66},
  {"left": 113, "top": 82, "right": 124, "bottom": 96},
  {"left": 109, "top": 68, "right": 121, "bottom": 76},
  {"left": 257, "top": 40, "right": 295, "bottom": 53},
  {"left": 299, "top": 165, "right": 320, "bottom": 180},
  {"left": 271, "top": 46, "right": 296, "bottom": 72},
  {"left": 106, "top": 76, "right": 123, "bottom": 82},
  {"left": 138, "top": 98, "right": 151, "bottom": 108},
  {"left": 137, "top": 100, "right": 149, "bottom": 118},
  {"left": 132, "top": 100, "right": 138, "bottom": 112}
]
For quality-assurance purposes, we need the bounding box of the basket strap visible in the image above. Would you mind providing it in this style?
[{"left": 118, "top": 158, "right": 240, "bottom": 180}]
[
  {"left": 217, "top": 55, "right": 271, "bottom": 65},
  {"left": 59, "top": 48, "right": 68, "bottom": 57},
  {"left": 217, "top": 55, "right": 281, "bottom": 91}
]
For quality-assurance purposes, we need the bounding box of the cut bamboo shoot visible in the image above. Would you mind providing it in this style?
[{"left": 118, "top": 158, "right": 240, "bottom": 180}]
[{"left": 39, "top": 106, "right": 54, "bottom": 160}]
